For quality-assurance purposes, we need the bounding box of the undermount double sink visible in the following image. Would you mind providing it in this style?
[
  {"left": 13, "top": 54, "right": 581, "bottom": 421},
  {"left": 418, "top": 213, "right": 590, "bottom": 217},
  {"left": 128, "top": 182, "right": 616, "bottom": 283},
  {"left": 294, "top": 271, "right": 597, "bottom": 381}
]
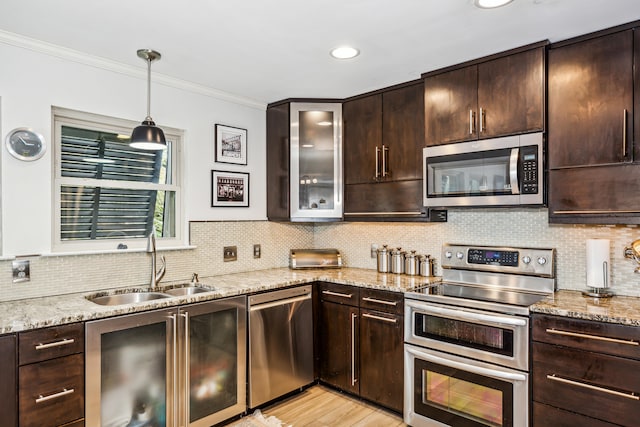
[{"left": 88, "top": 284, "right": 215, "bottom": 306}]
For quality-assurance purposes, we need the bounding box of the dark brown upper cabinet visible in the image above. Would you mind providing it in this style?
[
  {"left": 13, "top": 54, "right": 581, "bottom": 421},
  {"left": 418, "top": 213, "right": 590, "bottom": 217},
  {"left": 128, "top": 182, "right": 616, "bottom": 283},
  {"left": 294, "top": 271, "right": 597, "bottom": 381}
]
[
  {"left": 342, "top": 82, "right": 436, "bottom": 221},
  {"left": 548, "top": 30, "right": 633, "bottom": 169},
  {"left": 424, "top": 43, "right": 546, "bottom": 146},
  {"left": 548, "top": 24, "right": 640, "bottom": 224},
  {"left": 343, "top": 82, "right": 423, "bottom": 185}
]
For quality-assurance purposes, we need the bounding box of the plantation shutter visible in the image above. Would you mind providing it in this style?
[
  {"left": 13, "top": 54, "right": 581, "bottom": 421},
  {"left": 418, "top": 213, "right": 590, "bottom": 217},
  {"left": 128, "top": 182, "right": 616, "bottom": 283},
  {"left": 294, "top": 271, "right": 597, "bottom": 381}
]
[{"left": 60, "top": 126, "right": 162, "bottom": 241}]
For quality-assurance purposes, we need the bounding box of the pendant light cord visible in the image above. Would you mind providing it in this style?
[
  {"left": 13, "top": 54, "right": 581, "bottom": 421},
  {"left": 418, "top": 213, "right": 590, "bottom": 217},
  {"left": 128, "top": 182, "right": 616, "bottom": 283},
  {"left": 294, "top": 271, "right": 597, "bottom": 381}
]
[{"left": 146, "top": 57, "right": 152, "bottom": 121}]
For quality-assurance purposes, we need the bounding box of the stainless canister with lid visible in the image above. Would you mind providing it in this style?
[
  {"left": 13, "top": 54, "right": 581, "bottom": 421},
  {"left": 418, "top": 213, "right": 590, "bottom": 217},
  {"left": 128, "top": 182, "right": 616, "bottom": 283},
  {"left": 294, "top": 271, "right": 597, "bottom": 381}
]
[
  {"left": 418, "top": 254, "right": 435, "bottom": 277},
  {"left": 404, "top": 250, "right": 418, "bottom": 276},
  {"left": 376, "top": 245, "right": 391, "bottom": 273},
  {"left": 390, "top": 247, "right": 405, "bottom": 274}
]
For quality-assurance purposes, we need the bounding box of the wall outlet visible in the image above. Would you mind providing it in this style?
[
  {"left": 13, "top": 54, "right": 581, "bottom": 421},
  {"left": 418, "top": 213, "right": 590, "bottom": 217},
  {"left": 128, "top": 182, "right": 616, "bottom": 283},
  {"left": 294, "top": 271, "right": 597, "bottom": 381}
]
[
  {"left": 370, "top": 243, "right": 379, "bottom": 258},
  {"left": 253, "top": 244, "right": 261, "bottom": 259},
  {"left": 223, "top": 246, "right": 237, "bottom": 262},
  {"left": 12, "top": 260, "right": 30, "bottom": 283}
]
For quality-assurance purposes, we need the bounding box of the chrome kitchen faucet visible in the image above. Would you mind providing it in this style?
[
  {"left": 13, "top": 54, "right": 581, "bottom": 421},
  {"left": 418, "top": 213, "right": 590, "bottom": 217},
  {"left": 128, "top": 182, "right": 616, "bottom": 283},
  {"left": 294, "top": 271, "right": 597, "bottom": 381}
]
[{"left": 147, "top": 232, "right": 166, "bottom": 287}]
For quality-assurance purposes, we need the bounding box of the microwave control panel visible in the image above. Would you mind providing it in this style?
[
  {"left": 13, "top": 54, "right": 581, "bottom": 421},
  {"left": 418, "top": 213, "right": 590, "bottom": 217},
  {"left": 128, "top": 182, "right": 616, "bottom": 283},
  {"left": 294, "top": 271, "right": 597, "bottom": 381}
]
[{"left": 519, "top": 145, "right": 538, "bottom": 194}]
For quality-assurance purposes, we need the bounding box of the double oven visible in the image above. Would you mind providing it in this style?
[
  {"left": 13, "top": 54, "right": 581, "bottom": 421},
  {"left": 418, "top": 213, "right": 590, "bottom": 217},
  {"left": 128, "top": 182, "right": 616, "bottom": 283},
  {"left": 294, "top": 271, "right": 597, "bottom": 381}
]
[{"left": 404, "top": 245, "right": 555, "bottom": 427}]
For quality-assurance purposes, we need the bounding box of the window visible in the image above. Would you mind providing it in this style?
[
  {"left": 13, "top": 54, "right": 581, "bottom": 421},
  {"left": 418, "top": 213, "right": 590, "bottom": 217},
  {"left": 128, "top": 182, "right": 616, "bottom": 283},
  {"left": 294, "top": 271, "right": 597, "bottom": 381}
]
[{"left": 53, "top": 108, "right": 183, "bottom": 252}]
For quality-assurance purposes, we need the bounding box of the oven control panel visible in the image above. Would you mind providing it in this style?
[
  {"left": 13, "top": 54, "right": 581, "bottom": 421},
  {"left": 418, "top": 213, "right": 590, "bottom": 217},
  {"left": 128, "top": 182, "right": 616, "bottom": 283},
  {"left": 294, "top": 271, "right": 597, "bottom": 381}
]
[{"left": 442, "top": 244, "right": 555, "bottom": 277}]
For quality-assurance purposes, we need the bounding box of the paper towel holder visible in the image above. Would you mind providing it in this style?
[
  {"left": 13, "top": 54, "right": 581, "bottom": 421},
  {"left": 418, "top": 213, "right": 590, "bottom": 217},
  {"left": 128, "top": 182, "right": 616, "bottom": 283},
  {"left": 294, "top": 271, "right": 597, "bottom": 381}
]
[{"left": 582, "top": 260, "right": 614, "bottom": 298}]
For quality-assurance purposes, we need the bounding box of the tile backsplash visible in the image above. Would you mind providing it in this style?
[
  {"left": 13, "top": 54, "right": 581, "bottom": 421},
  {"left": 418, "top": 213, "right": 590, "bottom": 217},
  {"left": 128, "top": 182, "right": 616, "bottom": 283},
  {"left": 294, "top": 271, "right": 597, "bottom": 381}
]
[{"left": 1, "top": 209, "right": 639, "bottom": 302}]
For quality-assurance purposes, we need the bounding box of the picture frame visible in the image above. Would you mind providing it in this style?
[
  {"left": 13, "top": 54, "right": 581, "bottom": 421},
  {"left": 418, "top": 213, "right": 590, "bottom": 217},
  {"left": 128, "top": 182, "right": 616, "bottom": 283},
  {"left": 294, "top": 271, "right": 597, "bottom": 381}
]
[
  {"left": 211, "top": 170, "right": 250, "bottom": 207},
  {"left": 215, "top": 124, "right": 247, "bottom": 165}
]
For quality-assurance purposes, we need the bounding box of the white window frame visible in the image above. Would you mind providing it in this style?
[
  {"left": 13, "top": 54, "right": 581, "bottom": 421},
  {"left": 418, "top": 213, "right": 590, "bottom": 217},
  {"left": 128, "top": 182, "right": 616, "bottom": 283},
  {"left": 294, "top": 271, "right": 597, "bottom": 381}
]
[{"left": 52, "top": 107, "right": 184, "bottom": 253}]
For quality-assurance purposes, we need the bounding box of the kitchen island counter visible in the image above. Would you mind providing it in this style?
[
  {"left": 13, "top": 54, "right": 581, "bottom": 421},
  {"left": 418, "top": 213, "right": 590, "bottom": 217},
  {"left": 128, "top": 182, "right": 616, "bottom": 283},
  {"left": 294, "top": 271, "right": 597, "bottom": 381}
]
[
  {"left": 0, "top": 267, "right": 439, "bottom": 334},
  {"left": 531, "top": 289, "right": 640, "bottom": 327}
]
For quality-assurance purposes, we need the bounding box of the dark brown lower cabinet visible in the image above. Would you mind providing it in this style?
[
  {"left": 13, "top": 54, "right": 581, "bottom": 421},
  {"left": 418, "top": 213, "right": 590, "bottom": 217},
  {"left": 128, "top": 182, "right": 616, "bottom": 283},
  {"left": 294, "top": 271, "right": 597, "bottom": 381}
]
[
  {"left": 0, "top": 334, "right": 17, "bottom": 427},
  {"left": 318, "top": 283, "right": 404, "bottom": 413},
  {"left": 359, "top": 308, "right": 403, "bottom": 412},
  {"left": 532, "top": 314, "right": 640, "bottom": 427}
]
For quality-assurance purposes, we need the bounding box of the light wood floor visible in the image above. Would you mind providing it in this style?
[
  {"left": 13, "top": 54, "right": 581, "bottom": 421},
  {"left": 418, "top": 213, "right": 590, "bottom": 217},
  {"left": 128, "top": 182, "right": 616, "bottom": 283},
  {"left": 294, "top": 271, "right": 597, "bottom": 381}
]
[{"left": 226, "top": 385, "right": 407, "bottom": 427}]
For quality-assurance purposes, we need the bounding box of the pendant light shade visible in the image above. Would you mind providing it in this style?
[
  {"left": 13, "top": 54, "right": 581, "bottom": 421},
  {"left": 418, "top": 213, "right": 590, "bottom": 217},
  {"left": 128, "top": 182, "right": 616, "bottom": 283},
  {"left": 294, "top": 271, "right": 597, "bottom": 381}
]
[{"left": 130, "top": 49, "right": 167, "bottom": 150}]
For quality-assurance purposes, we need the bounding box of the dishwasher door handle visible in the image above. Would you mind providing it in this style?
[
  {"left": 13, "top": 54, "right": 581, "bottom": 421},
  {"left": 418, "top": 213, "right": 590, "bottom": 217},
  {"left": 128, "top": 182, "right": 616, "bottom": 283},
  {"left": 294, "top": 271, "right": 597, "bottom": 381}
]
[{"left": 249, "top": 294, "right": 312, "bottom": 311}]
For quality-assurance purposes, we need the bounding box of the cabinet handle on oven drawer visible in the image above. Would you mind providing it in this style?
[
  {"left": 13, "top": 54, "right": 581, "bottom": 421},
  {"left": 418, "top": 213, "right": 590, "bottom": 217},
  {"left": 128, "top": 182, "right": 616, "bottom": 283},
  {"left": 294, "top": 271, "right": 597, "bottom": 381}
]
[
  {"left": 362, "top": 297, "right": 397, "bottom": 306},
  {"left": 35, "top": 338, "right": 75, "bottom": 350},
  {"left": 546, "top": 375, "right": 639, "bottom": 401},
  {"left": 322, "top": 290, "right": 353, "bottom": 298},
  {"left": 545, "top": 328, "right": 639, "bottom": 346},
  {"left": 35, "top": 388, "right": 74, "bottom": 403},
  {"left": 362, "top": 313, "right": 397, "bottom": 323}
]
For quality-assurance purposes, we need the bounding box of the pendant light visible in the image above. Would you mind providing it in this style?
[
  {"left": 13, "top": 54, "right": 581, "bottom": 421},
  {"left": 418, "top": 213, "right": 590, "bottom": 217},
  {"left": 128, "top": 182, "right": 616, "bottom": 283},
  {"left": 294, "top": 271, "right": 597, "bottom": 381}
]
[{"left": 130, "top": 49, "right": 167, "bottom": 150}]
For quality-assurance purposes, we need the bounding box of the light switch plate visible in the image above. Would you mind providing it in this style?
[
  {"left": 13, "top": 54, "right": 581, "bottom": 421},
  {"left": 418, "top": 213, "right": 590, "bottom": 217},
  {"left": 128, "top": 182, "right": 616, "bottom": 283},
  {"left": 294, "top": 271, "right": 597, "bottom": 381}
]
[
  {"left": 253, "top": 244, "right": 261, "bottom": 259},
  {"left": 224, "top": 246, "right": 237, "bottom": 262}
]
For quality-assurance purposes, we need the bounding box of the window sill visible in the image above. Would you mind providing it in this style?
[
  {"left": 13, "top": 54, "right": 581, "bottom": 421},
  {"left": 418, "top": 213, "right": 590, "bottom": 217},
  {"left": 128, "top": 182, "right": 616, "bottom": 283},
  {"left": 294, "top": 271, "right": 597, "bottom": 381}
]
[{"left": 41, "top": 245, "right": 197, "bottom": 257}]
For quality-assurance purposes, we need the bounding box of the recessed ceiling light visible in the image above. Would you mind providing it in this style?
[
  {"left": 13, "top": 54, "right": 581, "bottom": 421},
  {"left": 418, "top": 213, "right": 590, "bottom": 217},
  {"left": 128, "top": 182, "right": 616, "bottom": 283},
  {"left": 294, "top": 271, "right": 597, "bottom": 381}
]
[
  {"left": 475, "top": 0, "right": 514, "bottom": 8},
  {"left": 330, "top": 46, "right": 360, "bottom": 60}
]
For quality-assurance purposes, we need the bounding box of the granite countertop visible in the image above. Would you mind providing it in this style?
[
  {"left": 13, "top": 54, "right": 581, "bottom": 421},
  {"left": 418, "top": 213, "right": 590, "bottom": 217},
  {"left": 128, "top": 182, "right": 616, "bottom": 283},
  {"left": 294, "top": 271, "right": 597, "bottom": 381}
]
[
  {"left": 0, "top": 267, "right": 439, "bottom": 334},
  {"left": 3, "top": 267, "right": 640, "bottom": 334},
  {"left": 530, "top": 290, "right": 640, "bottom": 327}
]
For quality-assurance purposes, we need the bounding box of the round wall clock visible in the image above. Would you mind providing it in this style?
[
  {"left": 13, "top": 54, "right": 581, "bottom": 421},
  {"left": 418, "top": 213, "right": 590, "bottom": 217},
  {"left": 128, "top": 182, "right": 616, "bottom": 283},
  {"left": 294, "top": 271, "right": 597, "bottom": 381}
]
[{"left": 5, "top": 128, "right": 46, "bottom": 161}]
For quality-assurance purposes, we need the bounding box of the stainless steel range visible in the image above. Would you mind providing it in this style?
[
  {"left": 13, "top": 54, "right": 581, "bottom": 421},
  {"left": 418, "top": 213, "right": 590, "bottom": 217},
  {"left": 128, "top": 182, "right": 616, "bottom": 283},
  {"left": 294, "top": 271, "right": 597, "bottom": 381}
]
[{"left": 404, "top": 244, "right": 556, "bottom": 427}]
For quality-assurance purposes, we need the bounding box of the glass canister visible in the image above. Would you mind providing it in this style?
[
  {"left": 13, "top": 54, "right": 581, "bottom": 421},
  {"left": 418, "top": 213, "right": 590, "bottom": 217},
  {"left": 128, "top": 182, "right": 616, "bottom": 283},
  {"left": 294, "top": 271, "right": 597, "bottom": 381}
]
[
  {"left": 376, "top": 245, "right": 391, "bottom": 273},
  {"left": 391, "top": 247, "right": 405, "bottom": 274},
  {"left": 404, "top": 250, "right": 418, "bottom": 276}
]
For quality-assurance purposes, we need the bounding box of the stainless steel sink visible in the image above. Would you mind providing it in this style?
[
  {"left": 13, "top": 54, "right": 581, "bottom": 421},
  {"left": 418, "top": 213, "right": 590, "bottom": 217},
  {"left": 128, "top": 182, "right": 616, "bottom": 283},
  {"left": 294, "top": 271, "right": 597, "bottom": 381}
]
[
  {"left": 89, "top": 292, "right": 170, "bottom": 306},
  {"left": 162, "top": 286, "right": 212, "bottom": 296}
]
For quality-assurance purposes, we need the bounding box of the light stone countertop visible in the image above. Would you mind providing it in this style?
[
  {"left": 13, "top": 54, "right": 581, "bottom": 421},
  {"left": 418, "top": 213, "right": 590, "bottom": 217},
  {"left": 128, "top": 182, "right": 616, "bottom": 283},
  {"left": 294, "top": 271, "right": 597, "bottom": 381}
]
[
  {"left": 3, "top": 267, "right": 640, "bottom": 334},
  {"left": 530, "top": 289, "right": 640, "bottom": 327},
  {"left": 0, "top": 267, "right": 439, "bottom": 334}
]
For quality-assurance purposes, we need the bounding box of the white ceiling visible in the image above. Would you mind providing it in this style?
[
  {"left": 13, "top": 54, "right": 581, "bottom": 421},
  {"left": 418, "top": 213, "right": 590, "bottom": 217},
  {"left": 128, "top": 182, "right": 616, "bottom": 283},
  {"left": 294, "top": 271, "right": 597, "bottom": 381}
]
[{"left": 1, "top": 0, "right": 640, "bottom": 106}]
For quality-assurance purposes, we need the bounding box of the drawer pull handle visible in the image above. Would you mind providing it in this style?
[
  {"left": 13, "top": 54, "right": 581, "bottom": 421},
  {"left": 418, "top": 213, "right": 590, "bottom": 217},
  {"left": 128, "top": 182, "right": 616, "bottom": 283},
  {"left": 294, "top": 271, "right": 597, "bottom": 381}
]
[
  {"left": 322, "top": 290, "right": 353, "bottom": 299},
  {"left": 545, "top": 328, "right": 639, "bottom": 346},
  {"left": 35, "top": 388, "right": 75, "bottom": 403},
  {"left": 35, "top": 338, "right": 75, "bottom": 350},
  {"left": 362, "top": 297, "right": 397, "bottom": 306},
  {"left": 362, "top": 313, "right": 397, "bottom": 324},
  {"left": 546, "top": 375, "right": 639, "bottom": 401}
]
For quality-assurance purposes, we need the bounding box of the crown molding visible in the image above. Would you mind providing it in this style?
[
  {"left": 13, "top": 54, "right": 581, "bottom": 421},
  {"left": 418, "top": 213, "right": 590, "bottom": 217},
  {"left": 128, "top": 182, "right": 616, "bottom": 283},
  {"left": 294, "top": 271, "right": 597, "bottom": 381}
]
[{"left": 0, "top": 29, "right": 266, "bottom": 110}]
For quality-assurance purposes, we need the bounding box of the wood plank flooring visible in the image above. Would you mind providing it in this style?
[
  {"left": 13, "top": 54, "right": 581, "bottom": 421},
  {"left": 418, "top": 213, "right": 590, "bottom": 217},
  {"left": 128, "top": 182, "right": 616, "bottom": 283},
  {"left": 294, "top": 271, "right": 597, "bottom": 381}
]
[{"left": 226, "top": 385, "right": 407, "bottom": 427}]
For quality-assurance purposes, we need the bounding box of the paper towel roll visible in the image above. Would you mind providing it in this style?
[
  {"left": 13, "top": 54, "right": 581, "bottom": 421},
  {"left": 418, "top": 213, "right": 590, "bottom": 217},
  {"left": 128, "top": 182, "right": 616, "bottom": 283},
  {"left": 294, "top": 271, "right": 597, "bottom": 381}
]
[{"left": 586, "top": 239, "right": 610, "bottom": 288}]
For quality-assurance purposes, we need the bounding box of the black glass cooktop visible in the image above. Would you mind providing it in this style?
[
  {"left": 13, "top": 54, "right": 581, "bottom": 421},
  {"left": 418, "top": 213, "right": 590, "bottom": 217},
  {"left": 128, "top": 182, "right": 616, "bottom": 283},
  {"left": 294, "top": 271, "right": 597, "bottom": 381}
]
[{"left": 415, "top": 282, "right": 548, "bottom": 308}]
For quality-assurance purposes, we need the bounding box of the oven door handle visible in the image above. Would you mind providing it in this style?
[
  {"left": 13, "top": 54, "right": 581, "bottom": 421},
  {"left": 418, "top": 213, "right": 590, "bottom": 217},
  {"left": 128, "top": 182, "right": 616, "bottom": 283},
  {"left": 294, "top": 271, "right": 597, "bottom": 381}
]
[
  {"left": 406, "top": 345, "right": 527, "bottom": 382},
  {"left": 409, "top": 301, "right": 527, "bottom": 327}
]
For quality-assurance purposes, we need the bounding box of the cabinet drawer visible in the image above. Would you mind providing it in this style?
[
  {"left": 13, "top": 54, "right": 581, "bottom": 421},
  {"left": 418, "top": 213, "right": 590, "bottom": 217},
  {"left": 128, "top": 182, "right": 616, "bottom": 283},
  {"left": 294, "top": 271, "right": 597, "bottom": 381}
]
[
  {"left": 533, "top": 402, "right": 619, "bottom": 427},
  {"left": 319, "top": 282, "right": 359, "bottom": 306},
  {"left": 360, "top": 288, "right": 404, "bottom": 315},
  {"left": 19, "top": 323, "right": 84, "bottom": 365},
  {"left": 532, "top": 314, "right": 639, "bottom": 360},
  {"left": 533, "top": 342, "right": 640, "bottom": 426},
  {"left": 19, "top": 353, "right": 84, "bottom": 427}
]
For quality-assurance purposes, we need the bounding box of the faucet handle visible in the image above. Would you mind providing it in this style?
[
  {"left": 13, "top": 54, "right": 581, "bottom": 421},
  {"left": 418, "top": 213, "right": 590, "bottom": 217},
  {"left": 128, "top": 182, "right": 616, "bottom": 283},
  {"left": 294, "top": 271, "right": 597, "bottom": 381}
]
[{"left": 191, "top": 272, "right": 199, "bottom": 284}]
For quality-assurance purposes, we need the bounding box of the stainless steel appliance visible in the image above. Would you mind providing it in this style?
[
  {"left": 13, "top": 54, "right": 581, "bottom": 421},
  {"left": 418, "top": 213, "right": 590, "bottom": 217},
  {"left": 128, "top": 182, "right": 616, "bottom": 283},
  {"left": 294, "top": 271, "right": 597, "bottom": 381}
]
[
  {"left": 423, "top": 132, "right": 544, "bottom": 207},
  {"left": 248, "top": 285, "right": 314, "bottom": 408},
  {"left": 404, "top": 244, "right": 555, "bottom": 427},
  {"left": 85, "top": 296, "right": 246, "bottom": 427},
  {"left": 289, "top": 248, "right": 342, "bottom": 269}
]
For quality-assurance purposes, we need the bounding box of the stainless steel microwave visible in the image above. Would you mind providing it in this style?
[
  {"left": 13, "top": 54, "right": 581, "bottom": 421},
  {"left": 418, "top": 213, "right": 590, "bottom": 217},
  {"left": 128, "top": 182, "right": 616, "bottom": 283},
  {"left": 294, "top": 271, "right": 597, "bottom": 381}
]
[{"left": 423, "top": 132, "right": 544, "bottom": 207}]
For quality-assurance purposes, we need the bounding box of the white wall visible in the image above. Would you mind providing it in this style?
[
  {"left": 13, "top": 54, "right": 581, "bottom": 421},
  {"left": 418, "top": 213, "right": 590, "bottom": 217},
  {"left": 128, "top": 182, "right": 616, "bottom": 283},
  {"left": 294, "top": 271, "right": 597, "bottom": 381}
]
[{"left": 0, "top": 41, "right": 267, "bottom": 256}]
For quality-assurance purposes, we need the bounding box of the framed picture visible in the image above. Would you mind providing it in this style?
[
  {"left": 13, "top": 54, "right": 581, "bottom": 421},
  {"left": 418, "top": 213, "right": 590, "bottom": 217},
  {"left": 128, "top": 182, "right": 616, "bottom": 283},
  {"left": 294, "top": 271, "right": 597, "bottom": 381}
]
[
  {"left": 215, "top": 124, "right": 247, "bottom": 165},
  {"left": 211, "top": 170, "right": 250, "bottom": 207}
]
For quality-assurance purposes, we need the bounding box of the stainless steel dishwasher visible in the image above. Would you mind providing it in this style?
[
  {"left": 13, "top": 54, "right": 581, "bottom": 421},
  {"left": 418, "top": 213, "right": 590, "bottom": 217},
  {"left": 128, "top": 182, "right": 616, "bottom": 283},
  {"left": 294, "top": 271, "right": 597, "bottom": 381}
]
[{"left": 248, "top": 284, "right": 314, "bottom": 408}]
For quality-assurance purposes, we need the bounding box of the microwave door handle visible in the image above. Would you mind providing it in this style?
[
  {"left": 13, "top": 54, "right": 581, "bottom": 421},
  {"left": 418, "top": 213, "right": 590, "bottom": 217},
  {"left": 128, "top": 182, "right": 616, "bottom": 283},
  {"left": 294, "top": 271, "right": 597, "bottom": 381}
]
[{"left": 509, "top": 147, "right": 520, "bottom": 194}]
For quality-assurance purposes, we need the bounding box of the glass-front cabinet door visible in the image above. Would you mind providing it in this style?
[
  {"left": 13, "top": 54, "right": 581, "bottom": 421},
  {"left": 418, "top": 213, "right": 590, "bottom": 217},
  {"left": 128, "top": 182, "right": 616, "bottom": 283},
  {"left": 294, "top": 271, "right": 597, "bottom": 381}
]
[
  {"left": 181, "top": 297, "right": 246, "bottom": 427},
  {"left": 86, "top": 309, "right": 175, "bottom": 427},
  {"left": 290, "top": 103, "right": 343, "bottom": 220}
]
